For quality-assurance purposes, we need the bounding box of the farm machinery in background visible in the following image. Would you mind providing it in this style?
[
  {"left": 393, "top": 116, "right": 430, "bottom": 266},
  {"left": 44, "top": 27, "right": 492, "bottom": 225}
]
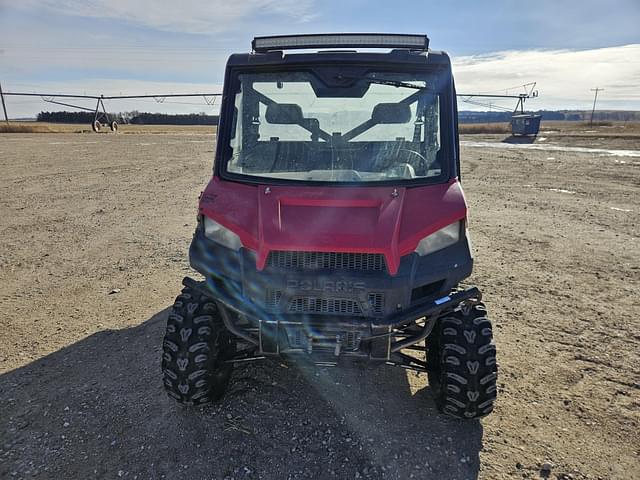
[
  {"left": 0, "top": 89, "right": 221, "bottom": 132},
  {"left": 458, "top": 82, "right": 541, "bottom": 136},
  {"left": 1, "top": 81, "right": 538, "bottom": 136}
]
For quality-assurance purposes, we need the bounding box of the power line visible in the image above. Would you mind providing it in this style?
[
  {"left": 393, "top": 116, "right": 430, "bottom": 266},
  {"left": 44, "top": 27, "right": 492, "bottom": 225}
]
[{"left": 590, "top": 87, "right": 604, "bottom": 125}]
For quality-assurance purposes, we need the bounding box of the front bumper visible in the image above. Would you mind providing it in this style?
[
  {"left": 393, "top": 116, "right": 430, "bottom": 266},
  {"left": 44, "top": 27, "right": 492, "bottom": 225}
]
[
  {"left": 187, "top": 228, "right": 476, "bottom": 360},
  {"left": 189, "top": 228, "right": 473, "bottom": 319},
  {"left": 183, "top": 275, "right": 481, "bottom": 361}
]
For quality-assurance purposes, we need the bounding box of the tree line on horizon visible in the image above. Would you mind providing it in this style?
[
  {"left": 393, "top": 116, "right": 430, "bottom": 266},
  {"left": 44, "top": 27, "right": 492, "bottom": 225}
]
[
  {"left": 459, "top": 109, "right": 640, "bottom": 123},
  {"left": 36, "top": 111, "right": 220, "bottom": 125},
  {"left": 36, "top": 109, "right": 640, "bottom": 125}
]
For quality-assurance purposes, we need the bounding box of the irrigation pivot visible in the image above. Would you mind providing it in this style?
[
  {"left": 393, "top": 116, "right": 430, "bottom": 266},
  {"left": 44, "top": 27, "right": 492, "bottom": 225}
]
[
  {"left": 0, "top": 90, "right": 222, "bottom": 132},
  {"left": 457, "top": 82, "right": 541, "bottom": 136},
  {"left": 0, "top": 82, "right": 9, "bottom": 125}
]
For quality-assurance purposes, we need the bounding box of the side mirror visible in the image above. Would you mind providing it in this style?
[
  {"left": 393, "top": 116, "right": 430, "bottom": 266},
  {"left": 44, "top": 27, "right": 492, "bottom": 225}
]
[
  {"left": 265, "top": 103, "right": 304, "bottom": 124},
  {"left": 371, "top": 103, "right": 411, "bottom": 124}
]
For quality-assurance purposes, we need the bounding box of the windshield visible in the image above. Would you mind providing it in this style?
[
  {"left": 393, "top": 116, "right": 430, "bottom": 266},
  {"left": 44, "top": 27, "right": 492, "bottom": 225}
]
[{"left": 224, "top": 68, "right": 450, "bottom": 184}]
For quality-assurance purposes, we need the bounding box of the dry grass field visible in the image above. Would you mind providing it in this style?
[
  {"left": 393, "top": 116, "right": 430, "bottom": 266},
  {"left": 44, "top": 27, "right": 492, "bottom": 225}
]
[
  {"left": 0, "top": 124, "right": 639, "bottom": 479},
  {"left": 459, "top": 120, "right": 640, "bottom": 139},
  {"left": 0, "top": 122, "right": 217, "bottom": 135},
  {"left": 459, "top": 123, "right": 512, "bottom": 134},
  {"left": 6, "top": 119, "right": 639, "bottom": 143}
]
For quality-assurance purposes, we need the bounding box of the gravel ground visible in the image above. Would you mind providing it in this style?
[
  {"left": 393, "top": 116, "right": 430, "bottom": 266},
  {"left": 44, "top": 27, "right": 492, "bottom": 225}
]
[{"left": 0, "top": 129, "right": 638, "bottom": 479}]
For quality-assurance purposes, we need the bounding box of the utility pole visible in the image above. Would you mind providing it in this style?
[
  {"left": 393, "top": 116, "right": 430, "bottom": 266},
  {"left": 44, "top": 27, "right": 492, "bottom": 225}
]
[
  {"left": 0, "top": 81, "right": 9, "bottom": 125},
  {"left": 590, "top": 87, "right": 604, "bottom": 126}
]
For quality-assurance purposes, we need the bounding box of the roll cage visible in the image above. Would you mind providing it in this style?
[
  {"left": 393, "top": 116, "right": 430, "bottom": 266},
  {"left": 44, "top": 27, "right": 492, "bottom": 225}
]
[{"left": 213, "top": 48, "right": 461, "bottom": 185}]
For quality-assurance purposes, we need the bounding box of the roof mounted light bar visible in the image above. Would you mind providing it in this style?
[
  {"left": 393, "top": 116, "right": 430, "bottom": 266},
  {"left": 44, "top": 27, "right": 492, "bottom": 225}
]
[{"left": 252, "top": 33, "right": 429, "bottom": 53}]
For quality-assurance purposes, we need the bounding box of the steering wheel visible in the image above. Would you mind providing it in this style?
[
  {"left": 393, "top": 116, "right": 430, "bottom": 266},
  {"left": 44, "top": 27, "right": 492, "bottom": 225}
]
[{"left": 398, "top": 148, "right": 431, "bottom": 175}]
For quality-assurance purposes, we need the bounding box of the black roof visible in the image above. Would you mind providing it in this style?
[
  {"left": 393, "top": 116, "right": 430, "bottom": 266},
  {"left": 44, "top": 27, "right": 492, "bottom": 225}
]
[{"left": 225, "top": 49, "right": 451, "bottom": 69}]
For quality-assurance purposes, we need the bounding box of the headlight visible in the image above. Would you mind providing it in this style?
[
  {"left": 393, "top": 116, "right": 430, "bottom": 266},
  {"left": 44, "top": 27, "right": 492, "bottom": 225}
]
[
  {"left": 203, "top": 216, "right": 242, "bottom": 251},
  {"left": 414, "top": 221, "right": 461, "bottom": 256}
]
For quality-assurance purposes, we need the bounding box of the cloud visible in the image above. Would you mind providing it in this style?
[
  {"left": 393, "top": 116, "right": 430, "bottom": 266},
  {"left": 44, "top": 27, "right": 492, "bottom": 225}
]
[
  {"left": 453, "top": 45, "right": 640, "bottom": 111},
  {"left": 3, "top": 43, "right": 640, "bottom": 118},
  {"left": 15, "top": 0, "right": 316, "bottom": 34}
]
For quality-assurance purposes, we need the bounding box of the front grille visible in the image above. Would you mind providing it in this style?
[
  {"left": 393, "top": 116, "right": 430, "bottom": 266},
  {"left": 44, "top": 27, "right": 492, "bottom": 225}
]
[
  {"left": 267, "top": 251, "right": 386, "bottom": 272},
  {"left": 265, "top": 289, "right": 282, "bottom": 308},
  {"left": 265, "top": 290, "right": 381, "bottom": 317},
  {"left": 367, "top": 293, "right": 384, "bottom": 315},
  {"left": 288, "top": 296, "right": 363, "bottom": 315}
]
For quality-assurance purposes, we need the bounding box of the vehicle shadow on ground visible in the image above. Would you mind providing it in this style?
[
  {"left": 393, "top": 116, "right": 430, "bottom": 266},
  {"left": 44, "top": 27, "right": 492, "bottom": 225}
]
[
  {"left": 1, "top": 309, "right": 483, "bottom": 480},
  {"left": 502, "top": 135, "right": 537, "bottom": 144}
]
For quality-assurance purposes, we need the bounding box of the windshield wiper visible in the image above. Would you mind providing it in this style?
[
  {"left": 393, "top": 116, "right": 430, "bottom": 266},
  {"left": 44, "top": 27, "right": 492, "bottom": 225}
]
[{"left": 336, "top": 75, "right": 428, "bottom": 90}]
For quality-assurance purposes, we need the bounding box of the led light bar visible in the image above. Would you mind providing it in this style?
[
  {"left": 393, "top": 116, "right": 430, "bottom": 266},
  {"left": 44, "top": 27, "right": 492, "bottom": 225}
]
[{"left": 252, "top": 33, "right": 429, "bottom": 53}]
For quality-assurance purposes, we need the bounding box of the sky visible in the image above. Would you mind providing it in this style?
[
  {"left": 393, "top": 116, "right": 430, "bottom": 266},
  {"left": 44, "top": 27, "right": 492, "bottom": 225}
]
[{"left": 0, "top": 0, "right": 639, "bottom": 117}]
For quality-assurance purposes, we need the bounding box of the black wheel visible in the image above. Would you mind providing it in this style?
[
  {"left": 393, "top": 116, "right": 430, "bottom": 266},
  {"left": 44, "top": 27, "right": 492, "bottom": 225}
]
[
  {"left": 427, "top": 302, "right": 497, "bottom": 419},
  {"left": 161, "top": 286, "right": 235, "bottom": 405},
  {"left": 110, "top": 121, "right": 118, "bottom": 132},
  {"left": 92, "top": 120, "right": 101, "bottom": 133}
]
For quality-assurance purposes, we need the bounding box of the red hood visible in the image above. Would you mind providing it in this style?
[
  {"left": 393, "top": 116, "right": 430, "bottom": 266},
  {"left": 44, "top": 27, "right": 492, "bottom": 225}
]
[{"left": 199, "top": 177, "right": 467, "bottom": 275}]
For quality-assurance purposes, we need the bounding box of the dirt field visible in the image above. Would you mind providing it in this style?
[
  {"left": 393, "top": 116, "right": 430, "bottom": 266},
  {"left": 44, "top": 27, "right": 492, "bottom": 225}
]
[{"left": 1, "top": 126, "right": 639, "bottom": 479}]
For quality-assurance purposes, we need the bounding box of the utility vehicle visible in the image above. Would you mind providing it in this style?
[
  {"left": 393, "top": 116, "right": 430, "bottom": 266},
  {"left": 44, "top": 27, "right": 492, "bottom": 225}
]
[{"left": 161, "top": 34, "right": 497, "bottom": 419}]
